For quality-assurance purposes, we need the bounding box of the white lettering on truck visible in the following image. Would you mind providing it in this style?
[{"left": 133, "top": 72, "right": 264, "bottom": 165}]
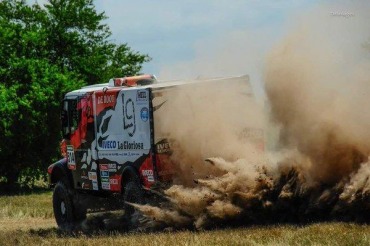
[{"left": 97, "top": 95, "right": 115, "bottom": 104}]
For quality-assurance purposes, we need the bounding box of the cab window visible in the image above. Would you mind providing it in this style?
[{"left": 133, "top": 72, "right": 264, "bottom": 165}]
[{"left": 61, "top": 98, "right": 79, "bottom": 139}]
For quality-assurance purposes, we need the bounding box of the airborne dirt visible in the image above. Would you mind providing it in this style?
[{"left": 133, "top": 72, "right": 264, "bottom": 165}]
[
  {"left": 79, "top": 3, "right": 370, "bottom": 233},
  {"left": 125, "top": 3, "right": 370, "bottom": 231}
]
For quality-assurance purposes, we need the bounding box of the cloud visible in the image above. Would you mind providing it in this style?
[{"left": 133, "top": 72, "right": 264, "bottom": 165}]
[{"left": 94, "top": 1, "right": 320, "bottom": 81}]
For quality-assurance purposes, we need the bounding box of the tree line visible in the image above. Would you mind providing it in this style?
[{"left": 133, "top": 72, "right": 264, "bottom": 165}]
[{"left": 0, "top": 0, "right": 150, "bottom": 189}]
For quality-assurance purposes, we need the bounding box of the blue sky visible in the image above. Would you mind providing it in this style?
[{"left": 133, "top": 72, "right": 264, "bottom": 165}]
[
  {"left": 94, "top": 1, "right": 319, "bottom": 71},
  {"left": 94, "top": 0, "right": 321, "bottom": 98},
  {"left": 29, "top": 0, "right": 368, "bottom": 99}
]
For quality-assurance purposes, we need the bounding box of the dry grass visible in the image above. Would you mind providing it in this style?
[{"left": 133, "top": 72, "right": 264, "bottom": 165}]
[
  {"left": 0, "top": 223, "right": 369, "bottom": 246},
  {"left": 0, "top": 191, "right": 53, "bottom": 219},
  {"left": 0, "top": 191, "right": 369, "bottom": 245}
]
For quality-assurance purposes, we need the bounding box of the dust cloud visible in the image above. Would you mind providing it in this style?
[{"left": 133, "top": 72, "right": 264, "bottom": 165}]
[
  {"left": 78, "top": 2, "right": 370, "bottom": 233},
  {"left": 153, "top": 78, "right": 267, "bottom": 186},
  {"left": 264, "top": 3, "right": 370, "bottom": 184},
  {"left": 128, "top": 2, "right": 370, "bottom": 231}
]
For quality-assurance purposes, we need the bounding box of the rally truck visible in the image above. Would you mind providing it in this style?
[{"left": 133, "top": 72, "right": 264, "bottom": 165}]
[{"left": 47, "top": 74, "right": 262, "bottom": 229}]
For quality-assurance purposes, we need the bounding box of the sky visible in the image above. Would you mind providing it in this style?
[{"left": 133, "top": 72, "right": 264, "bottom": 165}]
[
  {"left": 29, "top": 0, "right": 368, "bottom": 100},
  {"left": 93, "top": 0, "right": 320, "bottom": 98}
]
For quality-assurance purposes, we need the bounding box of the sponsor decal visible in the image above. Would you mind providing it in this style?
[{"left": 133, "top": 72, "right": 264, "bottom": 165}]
[
  {"left": 142, "top": 170, "right": 153, "bottom": 176},
  {"left": 67, "top": 146, "right": 76, "bottom": 164},
  {"left": 67, "top": 145, "right": 76, "bottom": 170},
  {"left": 94, "top": 91, "right": 119, "bottom": 116},
  {"left": 117, "top": 140, "right": 144, "bottom": 150},
  {"left": 109, "top": 174, "right": 122, "bottom": 192},
  {"left": 97, "top": 94, "right": 115, "bottom": 105},
  {"left": 102, "top": 182, "right": 110, "bottom": 190},
  {"left": 156, "top": 140, "right": 171, "bottom": 154},
  {"left": 82, "top": 182, "right": 90, "bottom": 189},
  {"left": 139, "top": 156, "right": 155, "bottom": 188},
  {"left": 100, "top": 171, "right": 109, "bottom": 177},
  {"left": 142, "top": 169, "right": 154, "bottom": 183},
  {"left": 108, "top": 163, "right": 117, "bottom": 172},
  {"left": 92, "top": 181, "right": 98, "bottom": 190},
  {"left": 88, "top": 172, "right": 97, "bottom": 181},
  {"left": 101, "top": 177, "right": 109, "bottom": 183},
  {"left": 101, "top": 140, "right": 117, "bottom": 149},
  {"left": 100, "top": 164, "right": 109, "bottom": 171},
  {"left": 98, "top": 151, "right": 141, "bottom": 158},
  {"left": 140, "top": 107, "right": 149, "bottom": 122},
  {"left": 136, "top": 90, "right": 148, "bottom": 102},
  {"left": 81, "top": 175, "right": 88, "bottom": 180}
]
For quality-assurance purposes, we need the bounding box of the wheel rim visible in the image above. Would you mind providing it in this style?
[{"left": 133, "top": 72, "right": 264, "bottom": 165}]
[{"left": 60, "top": 201, "right": 66, "bottom": 216}]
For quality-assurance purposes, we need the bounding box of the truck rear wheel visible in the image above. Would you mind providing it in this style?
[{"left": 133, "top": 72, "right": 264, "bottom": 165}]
[
  {"left": 124, "top": 179, "right": 145, "bottom": 227},
  {"left": 53, "top": 180, "right": 83, "bottom": 230}
]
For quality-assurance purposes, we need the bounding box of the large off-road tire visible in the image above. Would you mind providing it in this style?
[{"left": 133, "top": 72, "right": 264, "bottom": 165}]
[
  {"left": 53, "top": 180, "right": 85, "bottom": 230},
  {"left": 124, "top": 179, "right": 145, "bottom": 228}
]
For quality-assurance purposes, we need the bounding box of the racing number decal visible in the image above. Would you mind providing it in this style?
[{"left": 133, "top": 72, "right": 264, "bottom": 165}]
[
  {"left": 122, "top": 94, "right": 136, "bottom": 137},
  {"left": 67, "top": 145, "right": 76, "bottom": 170}
]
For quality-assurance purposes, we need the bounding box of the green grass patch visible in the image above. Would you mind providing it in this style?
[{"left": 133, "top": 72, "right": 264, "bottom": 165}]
[{"left": 0, "top": 191, "right": 53, "bottom": 219}]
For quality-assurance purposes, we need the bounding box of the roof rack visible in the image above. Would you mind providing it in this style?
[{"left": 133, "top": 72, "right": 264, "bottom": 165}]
[{"left": 108, "top": 74, "right": 157, "bottom": 87}]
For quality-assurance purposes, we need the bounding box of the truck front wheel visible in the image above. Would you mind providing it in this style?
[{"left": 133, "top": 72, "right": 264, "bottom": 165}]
[{"left": 53, "top": 180, "right": 77, "bottom": 230}]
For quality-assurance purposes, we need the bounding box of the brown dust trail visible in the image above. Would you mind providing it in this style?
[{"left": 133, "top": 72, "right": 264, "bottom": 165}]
[
  {"left": 78, "top": 2, "right": 370, "bottom": 233},
  {"left": 130, "top": 2, "right": 370, "bottom": 231}
]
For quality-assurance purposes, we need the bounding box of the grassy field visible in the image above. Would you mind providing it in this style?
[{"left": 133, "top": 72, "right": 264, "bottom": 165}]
[{"left": 0, "top": 191, "right": 369, "bottom": 245}]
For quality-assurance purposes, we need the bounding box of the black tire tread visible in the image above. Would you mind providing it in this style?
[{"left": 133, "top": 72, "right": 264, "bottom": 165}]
[
  {"left": 123, "top": 177, "right": 145, "bottom": 228},
  {"left": 53, "top": 180, "right": 75, "bottom": 230},
  {"left": 52, "top": 178, "right": 86, "bottom": 230}
]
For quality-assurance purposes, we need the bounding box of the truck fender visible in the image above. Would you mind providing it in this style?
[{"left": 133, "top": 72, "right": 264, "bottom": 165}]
[
  {"left": 121, "top": 165, "right": 140, "bottom": 192},
  {"left": 47, "top": 158, "right": 73, "bottom": 188}
]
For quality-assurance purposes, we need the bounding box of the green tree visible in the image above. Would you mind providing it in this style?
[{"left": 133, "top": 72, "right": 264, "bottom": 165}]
[
  {"left": 44, "top": 0, "right": 149, "bottom": 84},
  {"left": 0, "top": 0, "right": 150, "bottom": 189}
]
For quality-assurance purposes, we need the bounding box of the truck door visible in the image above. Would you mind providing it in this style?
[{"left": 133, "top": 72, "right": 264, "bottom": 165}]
[
  {"left": 62, "top": 94, "right": 97, "bottom": 191},
  {"left": 61, "top": 97, "right": 78, "bottom": 172}
]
